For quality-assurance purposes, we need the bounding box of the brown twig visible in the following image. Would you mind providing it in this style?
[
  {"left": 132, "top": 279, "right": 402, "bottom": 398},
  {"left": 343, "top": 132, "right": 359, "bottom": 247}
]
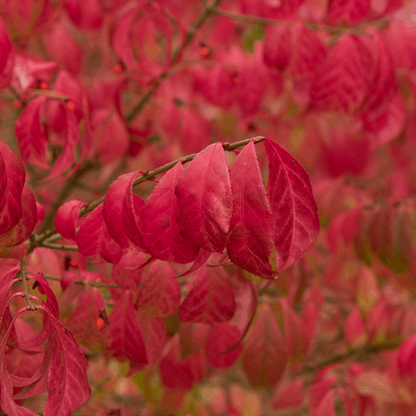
[
  {"left": 212, "top": 7, "right": 390, "bottom": 35},
  {"left": 294, "top": 341, "right": 402, "bottom": 377},
  {"left": 40, "top": 242, "right": 79, "bottom": 251},
  {"left": 19, "top": 259, "right": 38, "bottom": 311},
  {"left": 43, "top": 274, "right": 120, "bottom": 289}
]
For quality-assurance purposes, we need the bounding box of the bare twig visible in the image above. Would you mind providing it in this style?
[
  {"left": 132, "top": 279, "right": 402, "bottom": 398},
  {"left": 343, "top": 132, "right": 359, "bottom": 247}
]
[
  {"left": 212, "top": 7, "right": 390, "bottom": 35},
  {"left": 40, "top": 242, "right": 79, "bottom": 251},
  {"left": 43, "top": 274, "right": 120, "bottom": 289},
  {"left": 294, "top": 341, "right": 402, "bottom": 377},
  {"left": 19, "top": 259, "right": 38, "bottom": 311}
]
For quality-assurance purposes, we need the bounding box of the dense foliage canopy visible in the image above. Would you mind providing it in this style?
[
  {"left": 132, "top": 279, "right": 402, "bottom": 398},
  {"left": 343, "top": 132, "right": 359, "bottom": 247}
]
[{"left": 1, "top": 0, "right": 416, "bottom": 415}]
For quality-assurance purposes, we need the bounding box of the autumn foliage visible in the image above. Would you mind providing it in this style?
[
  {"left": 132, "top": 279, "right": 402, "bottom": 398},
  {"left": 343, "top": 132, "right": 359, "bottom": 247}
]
[{"left": 1, "top": 0, "right": 416, "bottom": 415}]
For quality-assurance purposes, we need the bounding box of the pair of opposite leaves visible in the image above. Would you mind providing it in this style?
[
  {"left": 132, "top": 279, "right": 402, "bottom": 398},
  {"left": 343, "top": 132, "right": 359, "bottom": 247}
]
[{"left": 75, "top": 138, "right": 320, "bottom": 278}]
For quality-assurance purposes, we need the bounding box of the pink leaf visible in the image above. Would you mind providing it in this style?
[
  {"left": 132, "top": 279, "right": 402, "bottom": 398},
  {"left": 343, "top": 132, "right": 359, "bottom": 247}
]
[
  {"left": 205, "top": 323, "right": 243, "bottom": 369},
  {"left": 76, "top": 205, "right": 123, "bottom": 264},
  {"left": 136, "top": 261, "right": 180, "bottom": 317},
  {"left": 0, "top": 140, "right": 25, "bottom": 235},
  {"left": 138, "top": 162, "right": 199, "bottom": 264},
  {"left": 176, "top": 143, "right": 232, "bottom": 253},
  {"left": 179, "top": 266, "right": 235, "bottom": 324},
  {"left": 227, "top": 141, "right": 274, "bottom": 279},
  {"left": 241, "top": 303, "right": 287, "bottom": 387},
  {"left": 55, "top": 200, "right": 85, "bottom": 241},
  {"left": 15, "top": 96, "right": 49, "bottom": 169},
  {"left": 108, "top": 291, "right": 148, "bottom": 364},
  {"left": 264, "top": 138, "right": 320, "bottom": 271}
]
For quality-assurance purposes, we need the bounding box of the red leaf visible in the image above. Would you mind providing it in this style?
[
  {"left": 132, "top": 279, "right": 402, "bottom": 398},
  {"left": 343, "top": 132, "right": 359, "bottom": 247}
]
[
  {"left": 176, "top": 143, "right": 232, "bottom": 253},
  {"left": 264, "top": 138, "right": 320, "bottom": 271},
  {"left": 112, "top": 263, "right": 143, "bottom": 290},
  {"left": 326, "top": 0, "right": 371, "bottom": 25},
  {"left": 91, "top": 108, "right": 130, "bottom": 164},
  {"left": 108, "top": 291, "right": 148, "bottom": 365},
  {"left": 0, "top": 140, "right": 25, "bottom": 236},
  {"left": 44, "top": 22, "right": 83, "bottom": 76},
  {"left": 241, "top": 303, "right": 287, "bottom": 387},
  {"left": 180, "top": 108, "right": 211, "bottom": 154},
  {"left": 39, "top": 308, "right": 91, "bottom": 416},
  {"left": 0, "top": 308, "right": 40, "bottom": 416},
  {"left": 66, "top": 288, "right": 107, "bottom": 351},
  {"left": 76, "top": 205, "right": 123, "bottom": 264},
  {"left": 227, "top": 141, "right": 274, "bottom": 279},
  {"left": 179, "top": 266, "right": 236, "bottom": 324},
  {"left": 46, "top": 103, "right": 81, "bottom": 180},
  {"left": 1, "top": 304, "right": 91, "bottom": 416},
  {"left": 103, "top": 171, "right": 145, "bottom": 250},
  {"left": 65, "top": 0, "right": 104, "bottom": 31},
  {"left": 14, "top": 96, "right": 49, "bottom": 169},
  {"left": 345, "top": 306, "right": 368, "bottom": 347},
  {"left": 28, "top": 273, "right": 59, "bottom": 318},
  {"left": 159, "top": 337, "right": 195, "bottom": 390},
  {"left": 0, "top": 17, "right": 13, "bottom": 89},
  {"left": 0, "top": 187, "right": 37, "bottom": 248},
  {"left": 205, "top": 323, "right": 243, "bottom": 369},
  {"left": 358, "top": 32, "right": 397, "bottom": 117},
  {"left": 55, "top": 200, "right": 85, "bottom": 241},
  {"left": 288, "top": 23, "right": 327, "bottom": 81},
  {"left": 128, "top": 314, "right": 167, "bottom": 374},
  {"left": 263, "top": 25, "right": 292, "bottom": 70},
  {"left": 138, "top": 162, "right": 199, "bottom": 264},
  {"left": 176, "top": 249, "right": 212, "bottom": 278},
  {"left": 310, "top": 35, "right": 371, "bottom": 113},
  {"left": 136, "top": 261, "right": 180, "bottom": 317},
  {"left": 271, "top": 377, "right": 305, "bottom": 410},
  {"left": 280, "top": 299, "right": 308, "bottom": 363}
]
